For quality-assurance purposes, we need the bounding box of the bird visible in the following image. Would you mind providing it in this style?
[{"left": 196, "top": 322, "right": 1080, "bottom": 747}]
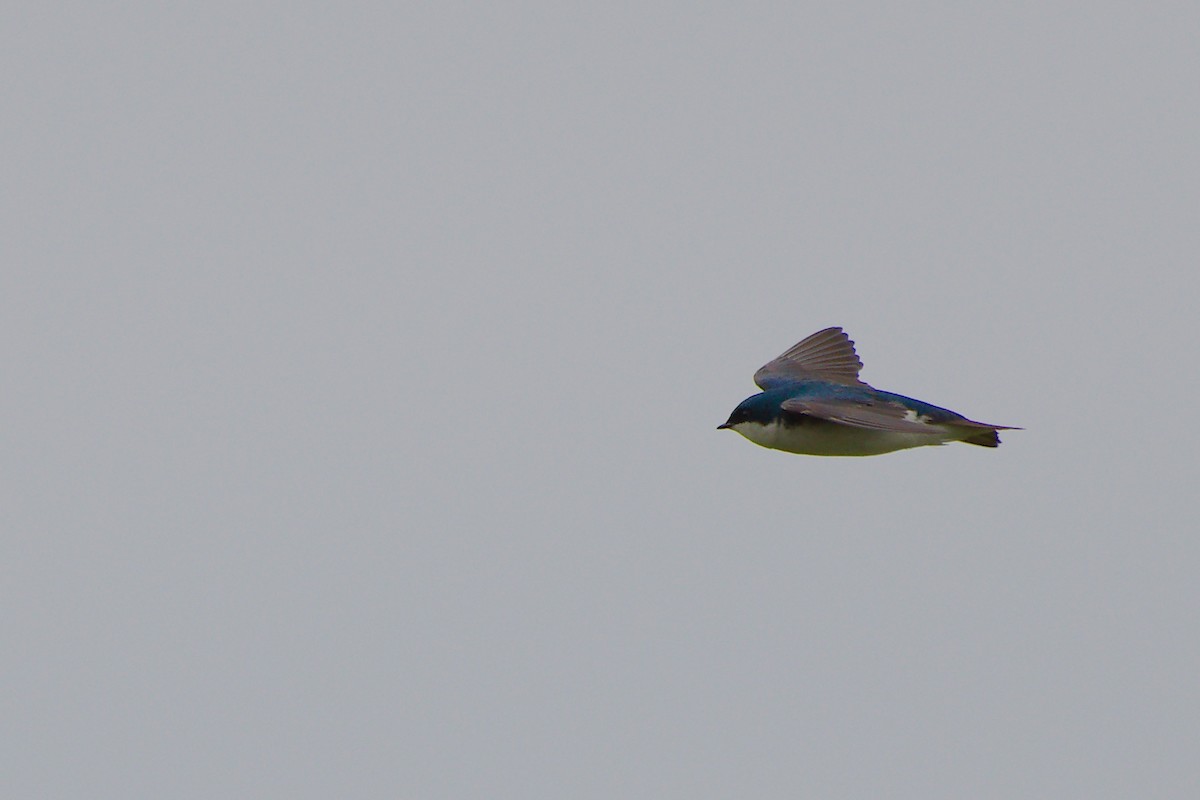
[{"left": 719, "top": 327, "right": 1019, "bottom": 456}]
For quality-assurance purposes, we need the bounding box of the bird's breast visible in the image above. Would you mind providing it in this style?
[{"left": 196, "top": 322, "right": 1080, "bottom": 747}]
[{"left": 732, "top": 418, "right": 952, "bottom": 456}]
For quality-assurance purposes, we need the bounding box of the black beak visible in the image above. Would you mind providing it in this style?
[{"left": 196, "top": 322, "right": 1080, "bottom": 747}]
[{"left": 717, "top": 423, "right": 732, "bottom": 430}]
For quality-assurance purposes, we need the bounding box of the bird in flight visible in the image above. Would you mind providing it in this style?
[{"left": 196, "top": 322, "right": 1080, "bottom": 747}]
[{"left": 719, "top": 327, "right": 1019, "bottom": 456}]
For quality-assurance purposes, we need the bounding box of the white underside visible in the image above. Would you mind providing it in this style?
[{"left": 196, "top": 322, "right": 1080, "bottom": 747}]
[{"left": 730, "top": 419, "right": 958, "bottom": 456}]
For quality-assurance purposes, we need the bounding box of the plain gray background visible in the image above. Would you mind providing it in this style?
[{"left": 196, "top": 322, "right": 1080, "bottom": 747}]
[{"left": 4, "top": 2, "right": 1198, "bottom": 798}]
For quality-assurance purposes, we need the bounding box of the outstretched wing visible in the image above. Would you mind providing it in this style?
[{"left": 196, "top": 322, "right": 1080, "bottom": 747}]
[{"left": 754, "top": 327, "right": 869, "bottom": 389}]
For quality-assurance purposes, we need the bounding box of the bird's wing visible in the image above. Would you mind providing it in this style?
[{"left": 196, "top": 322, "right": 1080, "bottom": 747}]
[
  {"left": 754, "top": 327, "right": 869, "bottom": 389},
  {"left": 780, "top": 396, "right": 943, "bottom": 433}
]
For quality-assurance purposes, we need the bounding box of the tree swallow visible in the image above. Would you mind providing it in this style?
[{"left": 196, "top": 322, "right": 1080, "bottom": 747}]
[{"left": 719, "top": 327, "right": 1019, "bottom": 456}]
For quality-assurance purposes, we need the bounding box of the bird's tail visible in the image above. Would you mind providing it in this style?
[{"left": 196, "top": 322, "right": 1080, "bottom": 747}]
[
  {"left": 952, "top": 421, "right": 1021, "bottom": 448},
  {"left": 961, "top": 429, "right": 1001, "bottom": 447}
]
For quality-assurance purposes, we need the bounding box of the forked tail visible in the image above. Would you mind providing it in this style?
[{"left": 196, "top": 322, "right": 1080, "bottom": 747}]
[{"left": 954, "top": 421, "right": 1021, "bottom": 448}]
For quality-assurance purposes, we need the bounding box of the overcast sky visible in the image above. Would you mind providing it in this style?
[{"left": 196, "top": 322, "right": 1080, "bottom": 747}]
[{"left": 4, "top": 3, "right": 1198, "bottom": 798}]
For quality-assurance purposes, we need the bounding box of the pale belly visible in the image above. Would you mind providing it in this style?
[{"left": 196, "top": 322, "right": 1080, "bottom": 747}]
[{"left": 733, "top": 418, "right": 956, "bottom": 456}]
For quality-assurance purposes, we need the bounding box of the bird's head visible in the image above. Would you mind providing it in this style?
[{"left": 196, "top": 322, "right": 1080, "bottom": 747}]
[{"left": 718, "top": 393, "right": 779, "bottom": 433}]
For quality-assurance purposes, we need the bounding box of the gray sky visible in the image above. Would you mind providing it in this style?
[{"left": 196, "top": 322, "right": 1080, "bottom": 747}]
[{"left": 4, "top": 3, "right": 1198, "bottom": 798}]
